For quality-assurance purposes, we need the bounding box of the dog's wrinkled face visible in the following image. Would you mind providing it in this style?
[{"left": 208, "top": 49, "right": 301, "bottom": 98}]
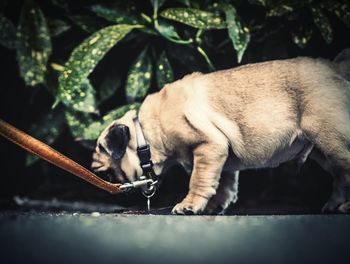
[
  {"left": 91, "top": 111, "right": 142, "bottom": 183},
  {"left": 91, "top": 122, "right": 130, "bottom": 182}
]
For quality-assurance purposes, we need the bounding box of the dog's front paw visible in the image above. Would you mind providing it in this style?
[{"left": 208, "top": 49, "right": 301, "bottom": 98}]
[
  {"left": 338, "top": 201, "right": 350, "bottom": 213},
  {"left": 171, "top": 195, "right": 208, "bottom": 215}
]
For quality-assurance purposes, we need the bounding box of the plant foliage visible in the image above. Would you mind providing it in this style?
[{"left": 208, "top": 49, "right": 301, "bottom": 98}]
[
  {"left": 16, "top": 0, "right": 52, "bottom": 86},
  {"left": 0, "top": 0, "right": 349, "bottom": 166}
]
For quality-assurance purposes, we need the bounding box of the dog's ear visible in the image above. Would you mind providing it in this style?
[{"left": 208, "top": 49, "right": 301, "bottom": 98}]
[{"left": 103, "top": 124, "right": 130, "bottom": 160}]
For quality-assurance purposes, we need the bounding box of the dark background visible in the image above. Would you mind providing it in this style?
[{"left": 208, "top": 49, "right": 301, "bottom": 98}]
[{"left": 0, "top": 0, "right": 349, "bottom": 214}]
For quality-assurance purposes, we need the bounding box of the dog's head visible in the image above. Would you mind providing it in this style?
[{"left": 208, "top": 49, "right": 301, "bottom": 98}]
[{"left": 91, "top": 110, "right": 142, "bottom": 183}]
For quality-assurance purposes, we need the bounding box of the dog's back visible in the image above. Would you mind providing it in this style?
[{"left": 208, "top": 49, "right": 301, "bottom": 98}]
[{"left": 162, "top": 52, "right": 350, "bottom": 168}]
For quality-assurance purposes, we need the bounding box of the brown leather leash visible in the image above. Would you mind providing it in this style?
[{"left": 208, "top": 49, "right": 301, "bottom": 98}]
[{"left": 0, "top": 119, "right": 122, "bottom": 194}]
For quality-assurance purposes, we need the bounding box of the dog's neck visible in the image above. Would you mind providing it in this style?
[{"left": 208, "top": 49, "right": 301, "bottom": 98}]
[
  {"left": 132, "top": 116, "right": 156, "bottom": 177},
  {"left": 137, "top": 95, "right": 169, "bottom": 175}
]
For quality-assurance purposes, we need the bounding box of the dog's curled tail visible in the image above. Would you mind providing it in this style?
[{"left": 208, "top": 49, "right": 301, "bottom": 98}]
[{"left": 334, "top": 48, "right": 350, "bottom": 81}]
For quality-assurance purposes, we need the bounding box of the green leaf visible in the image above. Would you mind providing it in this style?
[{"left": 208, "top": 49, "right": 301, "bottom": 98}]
[
  {"left": 248, "top": 0, "right": 266, "bottom": 6},
  {"left": 71, "top": 79, "right": 97, "bottom": 113},
  {"left": 333, "top": 7, "right": 350, "bottom": 28},
  {"left": 101, "top": 103, "right": 140, "bottom": 125},
  {"left": 48, "top": 19, "right": 70, "bottom": 37},
  {"left": 98, "top": 74, "right": 121, "bottom": 105},
  {"left": 66, "top": 103, "right": 140, "bottom": 140},
  {"left": 17, "top": 0, "right": 52, "bottom": 86},
  {"left": 26, "top": 108, "right": 65, "bottom": 166},
  {"left": 58, "top": 24, "right": 140, "bottom": 111},
  {"left": 155, "top": 19, "right": 193, "bottom": 44},
  {"left": 196, "top": 46, "right": 215, "bottom": 70},
  {"left": 267, "top": 5, "right": 294, "bottom": 17},
  {"left": 156, "top": 20, "right": 180, "bottom": 39},
  {"left": 91, "top": 3, "right": 142, "bottom": 25},
  {"left": 56, "top": 72, "right": 97, "bottom": 113},
  {"left": 0, "top": 15, "right": 16, "bottom": 49},
  {"left": 322, "top": 1, "right": 350, "bottom": 28},
  {"left": 160, "top": 8, "right": 226, "bottom": 29},
  {"left": 65, "top": 110, "right": 95, "bottom": 139},
  {"left": 69, "top": 15, "right": 105, "bottom": 33},
  {"left": 51, "top": 0, "right": 69, "bottom": 12},
  {"left": 86, "top": 103, "right": 141, "bottom": 139},
  {"left": 139, "top": 27, "right": 158, "bottom": 36},
  {"left": 151, "top": 0, "right": 166, "bottom": 20},
  {"left": 125, "top": 48, "right": 152, "bottom": 103},
  {"left": 150, "top": 0, "right": 166, "bottom": 10},
  {"left": 221, "top": 4, "right": 250, "bottom": 63},
  {"left": 156, "top": 51, "right": 174, "bottom": 89},
  {"left": 310, "top": 5, "right": 333, "bottom": 44}
]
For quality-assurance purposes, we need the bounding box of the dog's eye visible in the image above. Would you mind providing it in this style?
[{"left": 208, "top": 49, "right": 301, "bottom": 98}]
[{"left": 98, "top": 143, "right": 108, "bottom": 154}]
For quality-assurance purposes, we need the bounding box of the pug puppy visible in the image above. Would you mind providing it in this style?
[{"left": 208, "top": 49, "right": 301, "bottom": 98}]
[{"left": 92, "top": 48, "right": 350, "bottom": 215}]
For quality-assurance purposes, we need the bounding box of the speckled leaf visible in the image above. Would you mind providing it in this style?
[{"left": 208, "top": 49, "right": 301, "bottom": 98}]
[
  {"left": 26, "top": 109, "right": 65, "bottom": 166},
  {"left": 156, "top": 51, "right": 174, "bottom": 89},
  {"left": 91, "top": 3, "right": 142, "bottom": 25},
  {"left": 98, "top": 75, "right": 121, "bottom": 105},
  {"left": 83, "top": 103, "right": 140, "bottom": 140},
  {"left": 310, "top": 5, "right": 333, "bottom": 44},
  {"left": 48, "top": 19, "right": 70, "bottom": 37},
  {"left": 126, "top": 48, "right": 152, "bottom": 103},
  {"left": 58, "top": 24, "right": 140, "bottom": 111},
  {"left": 221, "top": 4, "right": 250, "bottom": 63},
  {"left": 323, "top": 1, "right": 350, "bottom": 28},
  {"left": 267, "top": 5, "right": 294, "bottom": 17},
  {"left": 17, "top": 0, "right": 52, "bottom": 86},
  {"left": 65, "top": 110, "right": 95, "bottom": 139},
  {"left": 101, "top": 103, "right": 140, "bottom": 125},
  {"left": 248, "top": 0, "right": 266, "bottom": 6},
  {"left": 334, "top": 9, "right": 350, "bottom": 28},
  {"left": 70, "top": 79, "right": 97, "bottom": 113},
  {"left": 156, "top": 20, "right": 180, "bottom": 39},
  {"left": 155, "top": 19, "right": 192, "bottom": 44},
  {"left": 66, "top": 103, "right": 140, "bottom": 140},
  {"left": 69, "top": 15, "right": 106, "bottom": 34},
  {"left": 0, "top": 15, "right": 16, "bottom": 49},
  {"left": 160, "top": 8, "right": 226, "bottom": 29},
  {"left": 292, "top": 29, "right": 313, "bottom": 49}
]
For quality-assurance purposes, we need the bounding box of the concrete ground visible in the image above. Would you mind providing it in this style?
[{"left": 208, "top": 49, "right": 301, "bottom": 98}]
[{"left": 1, "top": 212, "right": 349, "bottom": 264}]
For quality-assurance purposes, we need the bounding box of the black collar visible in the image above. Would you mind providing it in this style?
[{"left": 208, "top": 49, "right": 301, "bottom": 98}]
[{"left": 133, "top": 116, "right": 157, "bottom": 181}]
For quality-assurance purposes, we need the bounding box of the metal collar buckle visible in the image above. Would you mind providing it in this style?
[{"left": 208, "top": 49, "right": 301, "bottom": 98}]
[{"left": 119, "top": 176, "right": 157, "bottom": 192}]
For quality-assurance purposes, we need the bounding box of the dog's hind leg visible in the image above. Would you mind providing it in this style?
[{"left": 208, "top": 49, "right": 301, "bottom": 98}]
[
  {"left": 204, "top": 170, "right": 239, "bottom": 215},
  {"left": 309, "top": 148, "right": 349, "bottom": 212},
  {"left": 302, "top": 110, "right": 350, "bottom": 212}
]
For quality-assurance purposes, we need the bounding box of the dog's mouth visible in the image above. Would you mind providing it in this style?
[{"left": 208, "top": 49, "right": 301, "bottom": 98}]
[
  {"left": 94, "top": 166, "right": 131, "bottom": 184},
  {"left": 94, "top": 168, "right": 119, "bottom": 183}
]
